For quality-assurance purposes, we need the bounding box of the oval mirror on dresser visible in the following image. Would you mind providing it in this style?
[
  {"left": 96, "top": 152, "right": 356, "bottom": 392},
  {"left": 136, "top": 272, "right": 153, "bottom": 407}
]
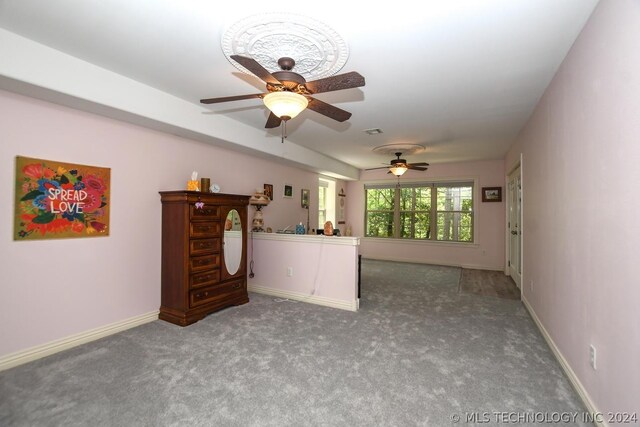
[{"left": 223, "top": 209, "right": 242, "bottom": 276}]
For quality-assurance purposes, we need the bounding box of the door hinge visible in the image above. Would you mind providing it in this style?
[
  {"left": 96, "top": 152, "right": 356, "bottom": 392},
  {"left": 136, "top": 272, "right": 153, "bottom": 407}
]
[{"left": 508, "top": 260, "right": 511, "bottom": 266}]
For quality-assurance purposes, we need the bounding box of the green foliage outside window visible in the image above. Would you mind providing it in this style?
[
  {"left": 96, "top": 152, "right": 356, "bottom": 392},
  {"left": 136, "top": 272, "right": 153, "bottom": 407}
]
[
  {"left": 365, "top": 188, "right": 394, "bottom": 237},
  {"left": 365, "top": 183, "right": 473, "bottom": 242}
]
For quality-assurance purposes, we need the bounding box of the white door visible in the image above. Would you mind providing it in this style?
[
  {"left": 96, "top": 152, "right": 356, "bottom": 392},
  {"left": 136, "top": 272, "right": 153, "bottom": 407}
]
[{"left": 508, "top": 167, "right": 522, "bottom": 287}]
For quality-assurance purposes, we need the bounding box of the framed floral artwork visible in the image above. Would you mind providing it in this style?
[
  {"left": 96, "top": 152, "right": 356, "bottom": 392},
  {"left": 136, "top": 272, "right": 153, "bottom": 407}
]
[{"left": 14, "top": 156, "right": 111, "bottom": 240}]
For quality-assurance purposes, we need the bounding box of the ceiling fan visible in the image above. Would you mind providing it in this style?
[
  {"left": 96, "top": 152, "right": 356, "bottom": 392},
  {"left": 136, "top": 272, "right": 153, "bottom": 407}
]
[
  {"left": 365, "top": 152, "right": 430, "bottom": 176},
  {"left": 200, "top": 55, "right": 365, "bottom": 138}
]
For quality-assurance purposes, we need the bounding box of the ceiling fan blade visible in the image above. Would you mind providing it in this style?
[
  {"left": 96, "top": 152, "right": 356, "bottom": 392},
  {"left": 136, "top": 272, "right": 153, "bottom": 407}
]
[
  {"left": 307, "top": 97, "right": 352, "bottom": 122},
  {"left": 265, "top": 112, "right": 282, "bottom": 129},
  {"left": 409, "top": 162, "right": 430, "bottom": 166},
  {"left": 230, "top": 55, "right": 281, "bottom": 85},
  {"left": 200, "top": 93, "right": 263, "bottom": 104},
  {"left": 306, "top": 72, "right": 365, "bottom": 94},
  {"left": 407, "top": 165, "right": 428, "bottom": 171}
]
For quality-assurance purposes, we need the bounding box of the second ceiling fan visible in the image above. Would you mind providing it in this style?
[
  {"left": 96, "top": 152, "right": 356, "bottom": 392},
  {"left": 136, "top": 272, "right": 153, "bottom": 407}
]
[
  {"left": 201, "top": 55, "right": 365, "bottom": 132},
  {"left": 366, "top": 152, "right": 430, "bottom": 176}
]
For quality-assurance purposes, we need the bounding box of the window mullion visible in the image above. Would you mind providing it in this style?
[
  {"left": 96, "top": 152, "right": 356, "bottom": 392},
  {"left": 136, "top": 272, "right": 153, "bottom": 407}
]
[
  {"left": 410, "top": 188, "right": 416, "bottom": 238},
  {"left": 394, "top": 186, "right": 401, "bottom": 238},
  {"left": 430, "top": 184, "right": 437, "bottom": 240}
]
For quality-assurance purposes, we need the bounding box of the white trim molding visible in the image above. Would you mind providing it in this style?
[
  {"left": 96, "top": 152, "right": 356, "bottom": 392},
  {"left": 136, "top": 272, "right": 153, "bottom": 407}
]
[
  {"left": 362, "top": 255, "right": 503, "bottom": 272},
  {"left": 363, "top": 237, "right": 479, "bottom": 248},
  {"left": 0, "top": 311, "right": 159, "bottom": 372},
  {"left": 249, "top": 284, "right": 358, "bottom": 312},
  {"left": 522, "top": 297, "right": 606, "bottom": 427}
]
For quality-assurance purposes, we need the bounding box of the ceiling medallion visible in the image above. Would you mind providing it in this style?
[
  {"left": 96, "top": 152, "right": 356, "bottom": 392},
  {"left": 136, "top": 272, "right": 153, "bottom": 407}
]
[
  {"left": 372, "top": 144, "right": 426, "bottom": 156},
  {"left": 221, "top": 13, "right": 349, "bottom": 80}
]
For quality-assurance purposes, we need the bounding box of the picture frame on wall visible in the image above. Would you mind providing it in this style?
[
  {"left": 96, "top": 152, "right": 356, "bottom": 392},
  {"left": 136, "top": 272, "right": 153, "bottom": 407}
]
[
  {"left": 263, "top": 183, "right": 273, "bottom": 200},
  {"left": 14, "top": 155, "right": 111, "bottom": 240},
  {"left": 482, "top": 186, "right": 502, "bottom": 202},
  {"left": 301, "top": 189, "right": 310, "bottom": 208},
  {"left": 283, "top": 184, "right": 293, "bottom": 198}
]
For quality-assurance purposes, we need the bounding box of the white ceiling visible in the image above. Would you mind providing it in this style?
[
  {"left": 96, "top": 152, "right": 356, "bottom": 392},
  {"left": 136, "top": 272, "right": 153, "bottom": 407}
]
[{"left": 0, "top": 0, "right": 598, "bottom": 172}]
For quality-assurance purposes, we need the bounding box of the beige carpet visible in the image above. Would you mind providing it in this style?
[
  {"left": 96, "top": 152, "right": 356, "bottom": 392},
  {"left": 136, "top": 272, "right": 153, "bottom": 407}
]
[{"left": 459, "top": 268, "right": 521, "bottom": 300}]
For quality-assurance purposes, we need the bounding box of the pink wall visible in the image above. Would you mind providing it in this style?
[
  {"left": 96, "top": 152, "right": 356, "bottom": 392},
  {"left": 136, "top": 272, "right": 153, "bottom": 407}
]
[
  {"left": 347, "top": 160, "right": 506, "bottom": 270},
  {"left": 0, "top": 90, "right": 331, "bottom": 357},
  {"left": 249, "top": 235, "right": 359, "bottom": 306},
  {"left": 505, "top": 0, "right": 640, "bottom": 414}
]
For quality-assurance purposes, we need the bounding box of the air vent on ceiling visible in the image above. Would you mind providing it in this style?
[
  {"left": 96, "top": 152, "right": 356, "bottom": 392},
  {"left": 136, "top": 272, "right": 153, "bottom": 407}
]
[{"left": 363, "top": 128, "right": 383, "bottom": 135}]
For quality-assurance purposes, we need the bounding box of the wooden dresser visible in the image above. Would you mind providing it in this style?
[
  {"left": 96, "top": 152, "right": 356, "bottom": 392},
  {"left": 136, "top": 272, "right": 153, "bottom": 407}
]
[{"left": 159, "top": 191, "right": 249, "bottom": 326}]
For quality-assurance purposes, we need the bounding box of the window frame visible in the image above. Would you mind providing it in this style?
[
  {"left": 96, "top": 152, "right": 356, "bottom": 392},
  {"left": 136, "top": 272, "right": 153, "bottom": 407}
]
[
  {"left": 364, "top": 180, "right": 475, "bottom": 243},
  {"left": 318, "top": 177, "right": 336, "bottom": 229},
  {"left": 318, "top": 183, "right": 327, "bottom": 228}
]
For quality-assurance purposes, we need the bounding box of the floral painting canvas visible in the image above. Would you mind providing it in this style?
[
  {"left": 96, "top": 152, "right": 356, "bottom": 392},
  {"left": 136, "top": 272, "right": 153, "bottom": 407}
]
[{"left": 14, "top": 156, "right": 111, "bottom": 240}]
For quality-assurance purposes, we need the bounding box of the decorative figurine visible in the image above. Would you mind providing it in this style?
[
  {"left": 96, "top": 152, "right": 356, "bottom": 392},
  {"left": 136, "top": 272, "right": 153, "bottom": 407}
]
[{"left": 323, "top": 221, "right": 334, "bottom": 236}]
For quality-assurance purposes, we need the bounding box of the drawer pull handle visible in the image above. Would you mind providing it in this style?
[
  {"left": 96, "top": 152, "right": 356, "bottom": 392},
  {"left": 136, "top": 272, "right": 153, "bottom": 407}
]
[{"left": 232, "top": 283, "right": 241, "bottom": 290}]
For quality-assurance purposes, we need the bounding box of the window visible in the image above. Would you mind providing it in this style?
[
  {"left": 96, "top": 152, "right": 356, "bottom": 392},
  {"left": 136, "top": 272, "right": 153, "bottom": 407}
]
[
  {"left": 318, "top": 178, "right": 335, "bottom": 228},
  {"left": 365, "top": 182, "right": 473, "bottom": 242},
  {"left": 365, "top": 188, "right": 394, "bottom": 237},
  {"left": 318, "top": 185, "right": 327, "bottom": 227}
]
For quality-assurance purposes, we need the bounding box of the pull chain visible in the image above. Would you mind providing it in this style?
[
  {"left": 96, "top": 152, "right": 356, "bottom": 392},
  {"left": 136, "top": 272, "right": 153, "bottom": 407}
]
[{"left": 281, "top": 120, "right": 288, "bottom": 143}]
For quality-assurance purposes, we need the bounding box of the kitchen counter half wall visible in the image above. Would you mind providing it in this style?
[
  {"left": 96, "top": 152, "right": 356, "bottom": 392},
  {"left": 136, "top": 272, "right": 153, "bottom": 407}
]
[{"left": 247, "top": 233, "right": 360, "bottom": 311}]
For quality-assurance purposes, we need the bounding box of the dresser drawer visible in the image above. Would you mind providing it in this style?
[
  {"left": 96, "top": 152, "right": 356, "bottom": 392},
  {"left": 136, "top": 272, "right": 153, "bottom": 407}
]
[
  {"left": 190, "top": 221, "right": 220, "bottom": 238},
  {"left": 190, "top": 204, "right": 220, "bottom": 220},
  {"left": 190, "top": 280, "right": 245, "bottom": 308},
  {"left": 189, "top": 254, "right": 220, "bottom": 272},
  {"left": 190, "top": 270, "right": 220, "bottom": 289},
  {"left": 189, "top": 238, "right": 220, "bottom": 256}
]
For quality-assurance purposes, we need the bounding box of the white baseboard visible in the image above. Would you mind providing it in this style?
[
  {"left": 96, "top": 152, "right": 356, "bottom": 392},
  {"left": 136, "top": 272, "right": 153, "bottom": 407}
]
[
  {"left": 362, "top": 255, "right": 503, "bottom": 271},
  {"left": 0, "top": 310, "right": 159, "bottom": 372},
  {"left": 248, "top": 284, "right": 358, "bottom": 312},
  {"left": 522, "top": 297, "right": 605, "bottom": 427}
]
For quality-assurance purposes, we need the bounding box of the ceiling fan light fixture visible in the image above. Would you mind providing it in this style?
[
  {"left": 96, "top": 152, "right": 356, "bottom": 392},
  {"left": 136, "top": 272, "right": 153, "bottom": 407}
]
[
  {"left": 389, "top": 165, "right": 408, "bottom": 176},
  {"left": 263, "top": 91, "right": 308, "bottom": 120}
]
